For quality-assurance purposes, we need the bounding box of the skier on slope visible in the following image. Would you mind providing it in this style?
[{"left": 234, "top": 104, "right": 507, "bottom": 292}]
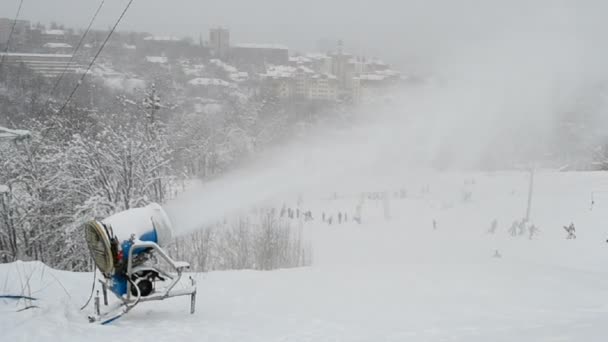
[
  {"left": 564, "top": 223, "right": 576, "bottom": 239},
  {"left": 280, "top": 205, "right": 286, "bottom": 218},
  {"left": 488, "top": 219, "right": 498, "bottom": 234},
  {"left": 518, "top": 220, "right": 527, "bottom": 236},
  {"left": 528, "top": 224, "right": 539, "bottom": 240},
  {"left": 509, "top": 221, "right": 518, "bottom": 236}
]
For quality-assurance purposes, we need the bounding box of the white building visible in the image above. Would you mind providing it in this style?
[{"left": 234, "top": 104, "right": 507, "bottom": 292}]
[
  {"left": 0, "top": 52, "right": 80, "bottom": 77},
  {"left": 262, "top": 65, "right": 338, "bottom": 102}
]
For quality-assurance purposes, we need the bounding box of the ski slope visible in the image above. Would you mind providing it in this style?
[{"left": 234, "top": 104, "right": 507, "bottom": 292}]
[{"left": 3, "top": 171, "right": 608, "bottom": 341}]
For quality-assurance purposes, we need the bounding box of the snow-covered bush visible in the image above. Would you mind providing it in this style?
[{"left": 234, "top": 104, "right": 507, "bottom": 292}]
[{"left": 171, "top": 212, "right": 311, "bottom": 272}]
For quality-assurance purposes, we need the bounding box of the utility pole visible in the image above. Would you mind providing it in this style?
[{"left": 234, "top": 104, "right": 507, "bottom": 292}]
[{"left": 525, "top": 166, "right": 535, "bottom": 222}]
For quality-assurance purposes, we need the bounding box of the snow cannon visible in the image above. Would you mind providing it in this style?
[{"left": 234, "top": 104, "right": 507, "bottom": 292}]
[{"left": 83, "top": 203, "right": 196, "bottom": 324}]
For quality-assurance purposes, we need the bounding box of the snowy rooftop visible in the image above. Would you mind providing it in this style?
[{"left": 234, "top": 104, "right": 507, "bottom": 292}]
[
  {"left": 305, "top": 53, "right": 331, "bottom": 60},
  {"left": 43, "top": 29, "right": 65, "bottom": 35},
  {"left": 183, "top": 64, "right": 206, "bottom": 76},
  {"left": 358, "top": 74, "right": 387, "bottom": 81},
  {"left": 43, "top": 42, "right": 73, "bottom": 49},
  {"left": 262, "top": 65, "right": 328, "bottom": 79},
  {"left": 122, "top": 43, "right": 136, "bottom": 50},
  {"left": 234, "top": 43, "right": 288, "bottom": 50},
  {"left": 376, "top": 69, "right": 401, "bottom": 77},
  {"left": 297, "top": 66, "right": 315, "bottom": 74},
  {"left": 0, "top": 52, "right": 72, "bottom": 58},
  {"left": 188, "top": 77, "right": 235, "bottom": 87},
  {"left": 145, "top": 56, "right": 168, "bottom": 64},
  {"left": 289, "top": 56, "right": 312, "bottom": 64},
  {"left": 144, "top": 36, "right": 181, "bottom": 41},
  {"left": 311, "top": 73, "right": 337, "bottom": 80},
  {"left": 229, "top": 72, "right": 249, "bottom": 82},
  {"left": 210, "top": 59, "right": 238, "bottom": 73},
  {"left": 0, "top": 126, "right": 31, "bottom": 140},
  {"left": 367, "top": 58, "right": 388, "bottom": 66},
  {"left": 262, "top": 65, "right": 297, "bottom": 78},
  {"left": 0, "top": 185, "right": 8, "bottom": 193}
]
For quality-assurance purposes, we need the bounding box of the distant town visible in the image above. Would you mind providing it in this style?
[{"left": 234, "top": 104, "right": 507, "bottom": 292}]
[{"left": 0, "top": 17, "right": 403, "bottom": 105}]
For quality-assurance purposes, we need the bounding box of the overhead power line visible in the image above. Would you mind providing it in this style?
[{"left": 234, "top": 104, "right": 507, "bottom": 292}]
[
  {"left": 0, "top": 0, "right": 25, "bottom": 67},
  {"left": 45, "top": 0, "right": 106, "bottom": 104},
  {"left": 56, "top": 0, "right": 135, "bottom": 116}
]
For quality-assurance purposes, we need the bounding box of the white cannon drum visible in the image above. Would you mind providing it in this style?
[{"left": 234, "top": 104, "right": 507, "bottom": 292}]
[
  {"left": 85, "top": 203, "right": 172, "bottom": 276},
  {"left": 83, "top": 203, "right": 196, "bottom": 324}
]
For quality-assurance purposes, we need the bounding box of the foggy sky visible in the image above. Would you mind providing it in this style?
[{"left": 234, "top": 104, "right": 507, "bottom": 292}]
[{"left": 3, "top": 0, "right": 607, "bottom": 71}]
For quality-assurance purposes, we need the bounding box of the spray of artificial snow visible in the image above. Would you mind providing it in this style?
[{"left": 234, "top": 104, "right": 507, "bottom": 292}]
[{"left": 165, "top": 6, "right": 608, "bottom": 236}]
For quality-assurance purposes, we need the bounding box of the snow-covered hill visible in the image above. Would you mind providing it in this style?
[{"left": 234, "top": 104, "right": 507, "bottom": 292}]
[{"left": 3, "top": 171, "right": 608, "bottom": 341}]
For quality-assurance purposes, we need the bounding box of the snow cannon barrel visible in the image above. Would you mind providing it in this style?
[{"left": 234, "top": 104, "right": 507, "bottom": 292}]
[
  {"left": 84, "top": 203, "right": 173, "bottom": 277},
  {"left": 103, "top": 203, "right": 173, "bottom": 247}
]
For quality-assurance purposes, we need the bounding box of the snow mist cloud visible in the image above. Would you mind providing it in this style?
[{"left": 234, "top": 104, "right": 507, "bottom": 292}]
[{"left": 164, "top": 1, "right": 608, "bottom": 235}]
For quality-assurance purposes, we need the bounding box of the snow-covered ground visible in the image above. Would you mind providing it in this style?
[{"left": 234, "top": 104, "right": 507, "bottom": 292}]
[{"left": 3, "top": 171, "right": 608, "bottom": 341}]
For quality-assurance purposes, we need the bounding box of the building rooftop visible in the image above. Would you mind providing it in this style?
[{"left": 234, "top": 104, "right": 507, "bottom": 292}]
[
  {"left": 188, "top": 77, "right": 235, "bottom": 87},
  {"left": 145, "top": 56, "right": 168, "bottom": 64},
  {"left": 289, "top": 56, "right": 312, "bottom": 64},
  {"left": 43, "top": 29, "right": 66, "bottom": 36},
  {"left": 210, "top": 59, "right": 238, "bottom": 73},
  {"left": 43, "top": 42, "right": 73, "bottom": 49},
  {"left": 0, "top": 52, "right": 72, "bottom": 58},
  {"left": 358, "top": 74, "right": 387, "bottom": 81},
  {"left": 234, "top": 43, "right": 288, "bottom": 50},
  {"left": 144, "top": 36, "right": 181, "bottom": 42},
  {"left": 305, "top": 53, "right": 331, "bottom": 60},
  {"left": 262, "top": 65, "right": 297, "bottom": 79}
]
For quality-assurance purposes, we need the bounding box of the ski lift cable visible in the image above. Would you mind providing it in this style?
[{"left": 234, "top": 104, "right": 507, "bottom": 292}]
[
  {"left": 40, "top": 0, "right": 106, "bottom": 116},
  {"left": 0, "top": 0, "right": 25, "bottom": 67},
  {"left": 56, "top": 0, "right": 135, "bottom": 116}
]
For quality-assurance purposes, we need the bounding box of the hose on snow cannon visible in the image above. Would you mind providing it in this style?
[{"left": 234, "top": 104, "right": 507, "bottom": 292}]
[{"left": 83, "top": 203, "right": 196, "bottom": 323}]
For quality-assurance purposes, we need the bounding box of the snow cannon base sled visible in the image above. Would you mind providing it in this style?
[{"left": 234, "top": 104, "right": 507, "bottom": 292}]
[{"left": 84, "top": 203, "right": 196, "bottom": 324}]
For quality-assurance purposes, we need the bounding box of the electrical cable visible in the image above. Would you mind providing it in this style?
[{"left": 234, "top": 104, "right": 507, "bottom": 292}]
[
  {"left": 0, "top": 0, "right": 25, "bottom": 67},
  {"left": 41, "top": 0, "right": 106, "bottom": 115},
  {"left": 56, "top": 0, "right": 134, "bottom": 116},
  {"left": 79, "top": 268, "right": 97, "bottom": 310}
]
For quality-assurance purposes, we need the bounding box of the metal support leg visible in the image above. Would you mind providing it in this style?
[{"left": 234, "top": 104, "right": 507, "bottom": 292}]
[
  {"left": 190, "top": 276, "right": 196, "bottom": 314},
  {"left": 102, "top": 283, "right": 108, "bottom": 306},
  {"left": 94, "top": 291, "right": 100, "bottom": 316}
]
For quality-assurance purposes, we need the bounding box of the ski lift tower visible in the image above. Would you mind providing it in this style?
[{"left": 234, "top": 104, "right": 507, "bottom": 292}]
[{"left": 525, "top": 166, "right": 535, "bottom": 222}]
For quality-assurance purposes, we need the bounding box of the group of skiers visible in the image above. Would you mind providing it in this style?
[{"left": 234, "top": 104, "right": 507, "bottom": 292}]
[
  {"left": 321, "top": 211, "right": 350, "bottom": 225},
  {"left": 486, "top": 219, "right": 539, "bottom": 240},
  {"left": 279, "top": 206, "right": 313, "bottom": 221},
  {"left": 486, "top": 219, "right": 582, "bottom": 240}
]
